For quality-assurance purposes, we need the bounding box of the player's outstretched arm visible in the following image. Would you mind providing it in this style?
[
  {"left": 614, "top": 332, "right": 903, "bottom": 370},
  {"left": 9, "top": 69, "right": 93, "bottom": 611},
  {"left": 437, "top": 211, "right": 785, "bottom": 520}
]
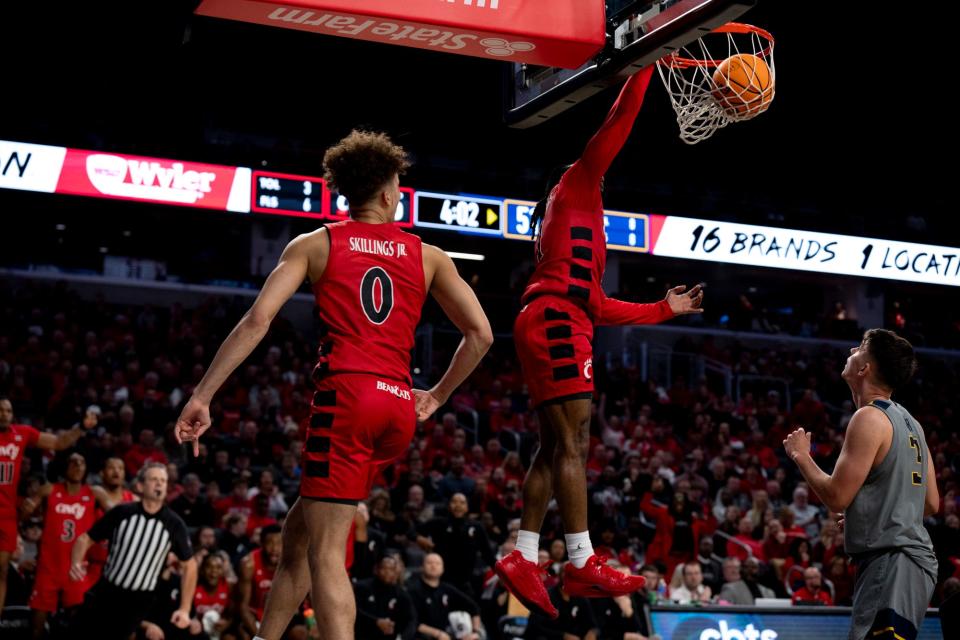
[
  {"left": 598, "top": 284, "right": 704, "bottom": 326},
  {"left": 176, "top": 232, "right": 319, "bottom": 455},
  {"left": 413, "top": 245, "right": 493, "bottom": 421},
  {"left": 924, "top": 451, "right": 939, "bottom": 516},
  {"left": 784, "top": 408, "right": 885, "bottom": 513},
  {"left": 35, "top": 408, "right": 98, "bottom": 451},
  {"left": 573, "top": 65, "right": 656, "bottom": 185}
]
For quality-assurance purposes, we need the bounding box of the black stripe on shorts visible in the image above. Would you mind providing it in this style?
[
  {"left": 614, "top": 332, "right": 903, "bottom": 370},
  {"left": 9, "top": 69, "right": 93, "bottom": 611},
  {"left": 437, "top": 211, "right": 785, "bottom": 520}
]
[
  {"left": 310, "top": 412, "right": 333, "bottom": 429},
  {"left": 304, "top": 460, "right": 330, "bottom": 478},
  {"left": 570, "top": 227, "right": 592, "bottom": 241},
  {"left": 567, "top": 284, "right": 590, "bottom": 301},
  {"left": 549, "top": 344, "right": 575, "bottom": 360},
  {"left": 546, "top": 325, "right": 572, "bottom": 340},
  {"left": 552, "top": 364, "right": 580, "bottom": 381}
]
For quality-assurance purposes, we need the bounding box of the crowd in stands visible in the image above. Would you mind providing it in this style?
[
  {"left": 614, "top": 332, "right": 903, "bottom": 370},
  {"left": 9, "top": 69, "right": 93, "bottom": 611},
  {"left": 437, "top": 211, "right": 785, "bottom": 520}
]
[{"left": 2, "top": 281, "right": 959, "bottom": 639}]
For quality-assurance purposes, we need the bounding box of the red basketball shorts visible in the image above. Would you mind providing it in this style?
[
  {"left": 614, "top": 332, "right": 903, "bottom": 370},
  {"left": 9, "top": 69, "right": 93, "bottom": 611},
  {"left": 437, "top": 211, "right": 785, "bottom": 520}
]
[
  {"left": 30, "top": 558, "right": 90, "bottom": 611},
  {"left": 514, "top": 295, "right": 595, "bottom": 408},
  {"left": 301, "top": 373, "right": 416, "bottom": 502},
  {"left": 0, "top": 516, "right": 17, "bottom": 553}
]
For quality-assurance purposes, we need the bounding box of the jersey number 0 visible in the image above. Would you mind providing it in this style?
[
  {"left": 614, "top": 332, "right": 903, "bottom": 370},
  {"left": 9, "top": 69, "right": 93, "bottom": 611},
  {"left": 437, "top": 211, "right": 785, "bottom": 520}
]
[{"left": 360, "top": 267, "right": 394, "bottom": 325}]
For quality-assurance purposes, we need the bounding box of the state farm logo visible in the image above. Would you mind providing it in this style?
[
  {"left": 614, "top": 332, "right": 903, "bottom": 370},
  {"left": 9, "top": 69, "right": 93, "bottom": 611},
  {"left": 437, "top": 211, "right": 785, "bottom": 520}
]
[
  {"left": 55, "top": 502, "right": 88, "bottom": 519},
  {"left": 266, "top": 9, "right": 537, "bottom": 57},
  {"left": 479, "top": 38, "right": 534, "bottom": 57},
  {"left": 86, "top": 154, "right": 217, "bottom": 204},
  {"left": 0, "top": 444, "right": 21, "bottom": 459}
]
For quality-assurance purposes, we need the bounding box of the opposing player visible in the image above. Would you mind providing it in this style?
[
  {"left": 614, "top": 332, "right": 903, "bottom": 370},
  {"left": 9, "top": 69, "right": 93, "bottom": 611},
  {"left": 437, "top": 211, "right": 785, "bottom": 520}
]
[
  {"left": 175, "top": 130, "right": 493, "bottom": 639},
  {"left": 784, "top": 329, "right": 938, "bottom": 640},
  {"left": 495, "top": 66, "right": 705, "bottom": 617}
]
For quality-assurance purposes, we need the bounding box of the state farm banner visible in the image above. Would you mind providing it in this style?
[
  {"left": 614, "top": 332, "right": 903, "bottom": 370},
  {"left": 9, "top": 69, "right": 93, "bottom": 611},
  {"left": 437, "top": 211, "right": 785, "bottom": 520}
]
[
  {"left": 55, "top": 149, "right": 252, "bottom": 213},
  {"left": 1, "top": 140, "right": 67, "bottom": 194},
  {"left": 195, "top": 0, "right": 606, "bottom": 69}
]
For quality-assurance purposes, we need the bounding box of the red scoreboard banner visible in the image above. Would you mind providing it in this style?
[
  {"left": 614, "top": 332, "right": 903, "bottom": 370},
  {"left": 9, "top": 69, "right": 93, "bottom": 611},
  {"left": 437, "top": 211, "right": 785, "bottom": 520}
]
[{"left": 194, "top": 0, "right": 606, "bottom": 69}]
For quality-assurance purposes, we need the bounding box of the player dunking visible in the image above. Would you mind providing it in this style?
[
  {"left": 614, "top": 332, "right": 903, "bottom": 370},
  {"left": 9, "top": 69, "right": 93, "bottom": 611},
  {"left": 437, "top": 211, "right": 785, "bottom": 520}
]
[
  {"left": 494, "top": 66, "right": 705, "bottom": 617},
  {"left": 0, "top": 398, "right": 98, "bottom": 618},
  {"left": 784, "top": 329, "right": 938, "bottom": 640},
  {"left": 175, "top": 130, "right": 493, "bottom": 640}
]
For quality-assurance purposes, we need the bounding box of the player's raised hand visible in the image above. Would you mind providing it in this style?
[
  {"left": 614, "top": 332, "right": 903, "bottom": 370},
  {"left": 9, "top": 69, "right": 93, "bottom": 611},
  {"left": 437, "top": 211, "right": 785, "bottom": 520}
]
[
  {"left": 783, "top": 427, "right": 812, "bottom": 461},
  {"left": 175, "top": 396, "right": 212, "bottom": 457},
  {"left": 665, "top": 284, "right": 705, "bottom": 315},
  {"left": 412, "top": 389, "right": 442, "bottom": 422}
]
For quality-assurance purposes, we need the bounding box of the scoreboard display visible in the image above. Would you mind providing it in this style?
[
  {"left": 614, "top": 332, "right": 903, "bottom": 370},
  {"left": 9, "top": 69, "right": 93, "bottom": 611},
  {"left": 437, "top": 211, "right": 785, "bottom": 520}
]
[
  {"left": 328, "top": 188, "right": 415, "bottom": 227},
  {"left": 503, "top": 199, "right": 650, "bottom": 252},
  {"left": 252, "top": 171, "right": 325, "bottom": 219},
  {"left": 414, "top": 191, "right": 503, "bottom": 236}
]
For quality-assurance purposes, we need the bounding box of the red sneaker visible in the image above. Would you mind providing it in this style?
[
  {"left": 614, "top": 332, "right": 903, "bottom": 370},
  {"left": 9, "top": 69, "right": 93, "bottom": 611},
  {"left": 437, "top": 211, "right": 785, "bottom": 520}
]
[
  {"left": 562, "top": 555, "right": 646, "bottom": 597},
  {"left": 494, "top": 550, "right": 559, "bottom": 619}
]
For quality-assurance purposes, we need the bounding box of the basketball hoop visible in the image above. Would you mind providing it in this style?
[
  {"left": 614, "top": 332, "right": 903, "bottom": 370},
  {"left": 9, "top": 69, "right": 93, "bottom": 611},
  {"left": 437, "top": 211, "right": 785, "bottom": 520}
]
[{"left": 657, "top": 23, "right": 775, "bottom": 144}]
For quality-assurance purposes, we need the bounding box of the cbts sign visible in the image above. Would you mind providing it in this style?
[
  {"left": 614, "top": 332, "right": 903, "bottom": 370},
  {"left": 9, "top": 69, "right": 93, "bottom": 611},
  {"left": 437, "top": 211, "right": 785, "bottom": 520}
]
[
  {"left": 194, "top": 0, "right": 605, "bottom": 69},
  {"left": 650, "top": 608, "right": 943, "bottom": 640}
]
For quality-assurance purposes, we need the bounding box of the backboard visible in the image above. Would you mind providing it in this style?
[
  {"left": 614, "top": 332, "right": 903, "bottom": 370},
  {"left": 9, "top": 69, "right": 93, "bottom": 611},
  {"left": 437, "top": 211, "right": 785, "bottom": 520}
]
[{"left": 504, "top": 0, "right": 756, "bottom": 128}]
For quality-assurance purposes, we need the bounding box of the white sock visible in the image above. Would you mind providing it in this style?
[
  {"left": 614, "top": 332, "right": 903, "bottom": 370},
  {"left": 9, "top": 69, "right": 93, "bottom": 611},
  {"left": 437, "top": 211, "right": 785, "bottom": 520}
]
[
  {"left": 516, "top": 530, "right": 540, "bottom": 564},
  {"left": 565, "top": 531, "right": 593, "bottom": 569}
]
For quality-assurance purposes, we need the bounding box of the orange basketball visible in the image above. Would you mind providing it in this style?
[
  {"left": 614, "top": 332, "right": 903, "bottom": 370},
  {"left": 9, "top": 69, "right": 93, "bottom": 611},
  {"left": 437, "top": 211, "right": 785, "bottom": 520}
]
[{"left": 711, "top": 53, "right": 774, "bottom": 116}]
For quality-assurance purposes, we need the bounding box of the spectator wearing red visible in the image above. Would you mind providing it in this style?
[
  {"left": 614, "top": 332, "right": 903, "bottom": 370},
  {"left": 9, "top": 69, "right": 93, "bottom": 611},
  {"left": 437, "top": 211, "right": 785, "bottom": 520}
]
[
  {"left": 761, "top": 519, "right": 791, "bottom": 562},
  {"left": 791, "top": 566, "right": 833, "bottom": 605},
  {"left": 727, "top": 516, "right": 765, "bottom": 561},
  {"left": 122, "top": 428, "right": 167, "bottom": 477},
  {"left": 214, "top": 477, "right": 253, "bottom": 524}
]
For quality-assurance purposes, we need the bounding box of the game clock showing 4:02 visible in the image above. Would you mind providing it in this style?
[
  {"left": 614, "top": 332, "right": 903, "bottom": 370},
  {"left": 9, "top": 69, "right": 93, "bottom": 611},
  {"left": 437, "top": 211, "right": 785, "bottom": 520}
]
[{"left": 414, "top": 191, "right": 503, "bottom": 236}]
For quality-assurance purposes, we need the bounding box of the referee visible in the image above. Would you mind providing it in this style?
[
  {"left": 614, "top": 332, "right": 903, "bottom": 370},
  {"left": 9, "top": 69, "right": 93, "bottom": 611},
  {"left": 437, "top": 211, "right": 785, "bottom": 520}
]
[{"left": 69, "top": 461, "right": 197, "bottom": 638}]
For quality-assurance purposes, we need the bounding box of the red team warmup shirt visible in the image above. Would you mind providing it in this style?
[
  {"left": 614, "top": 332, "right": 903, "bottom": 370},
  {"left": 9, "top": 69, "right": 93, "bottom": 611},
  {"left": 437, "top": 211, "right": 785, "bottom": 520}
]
[
  {"left": 302, "top": 219, "right": 426, "bottom": 500},
  {"left": 30, "top": 483, "right": 97, "bottom": 610},
  {"left": 194, "top": 577, "right": 231, "bottom": 616},
  {"left": 249, "top": 548, "right": 275, "bottom": 621},
  {"left": 0, "top": 424, "right": 40, "bottom": 552},
  {"left": 516, "top": 68, "right": 674, "bottom": 406}
]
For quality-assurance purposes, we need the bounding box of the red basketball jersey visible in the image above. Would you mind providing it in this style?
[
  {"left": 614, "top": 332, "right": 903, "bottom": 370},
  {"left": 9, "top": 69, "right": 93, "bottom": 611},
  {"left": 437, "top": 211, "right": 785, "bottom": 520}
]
[
  {"left": 312, "top": 220, "right": 426, "bottom": 385},
  {"left": 38, "top": 483, "right": 97, "bottom": 571},
  {"left": 521, "top": 68, "right": 671, "bottom": 328},
  {"left": 0, "top": 424, "right": 40, "bottom": 517},
  {"left": 194, "top": 577, "right": 231, "bottom": 616},
  {"left": 250, "top": 548, "right": 275, "bottom": 620}
]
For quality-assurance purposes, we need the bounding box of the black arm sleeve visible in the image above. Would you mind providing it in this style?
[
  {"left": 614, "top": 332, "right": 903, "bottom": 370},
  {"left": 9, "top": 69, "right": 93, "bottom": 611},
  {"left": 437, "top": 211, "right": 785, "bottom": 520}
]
[
  {"left": 398, "top": 590, "right": 419, "bottom": 640},
  {"left": 167, "top": 514, "right": 193, "bottom": 561},
  {"left": 444, "top": 583, "right": 481, "bottom": 616},
  {"left": 87, "top": 503, "right": 128, "bottom": 542}
]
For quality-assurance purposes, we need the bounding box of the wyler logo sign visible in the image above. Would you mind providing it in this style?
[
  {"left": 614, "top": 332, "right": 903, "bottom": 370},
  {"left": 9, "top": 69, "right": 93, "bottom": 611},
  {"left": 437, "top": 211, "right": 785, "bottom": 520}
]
[
  {"left": 194, "top": 0, "right": 605, "bottom": 69},
  {"left": 56, "top": 149, "right": 252, "bottom": 212},
  {"left": 0, "top": 140, "right": 67, "bottom": 194}
]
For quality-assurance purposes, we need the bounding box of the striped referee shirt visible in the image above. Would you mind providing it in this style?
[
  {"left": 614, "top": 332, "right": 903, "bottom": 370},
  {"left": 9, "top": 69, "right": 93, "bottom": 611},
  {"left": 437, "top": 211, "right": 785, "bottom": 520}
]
[{"left": 88, "top": 502, "right": 192, "bottom": 592}]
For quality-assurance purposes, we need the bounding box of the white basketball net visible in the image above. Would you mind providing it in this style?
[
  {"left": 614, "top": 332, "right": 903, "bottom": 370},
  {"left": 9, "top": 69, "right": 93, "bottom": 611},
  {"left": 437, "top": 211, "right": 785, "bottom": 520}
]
[{"left": 656, "top": 23, "right": 775, "bottom": 144}]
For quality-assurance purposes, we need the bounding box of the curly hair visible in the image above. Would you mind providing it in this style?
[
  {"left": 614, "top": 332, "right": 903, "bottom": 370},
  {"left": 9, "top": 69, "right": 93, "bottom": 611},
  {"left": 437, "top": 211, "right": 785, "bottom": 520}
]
[
  {"left": 322, "top": 130, "right": 411, "bottom": 207},
  {"left": 863, "top": 328, "right": 918, "bottom": 391}
]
